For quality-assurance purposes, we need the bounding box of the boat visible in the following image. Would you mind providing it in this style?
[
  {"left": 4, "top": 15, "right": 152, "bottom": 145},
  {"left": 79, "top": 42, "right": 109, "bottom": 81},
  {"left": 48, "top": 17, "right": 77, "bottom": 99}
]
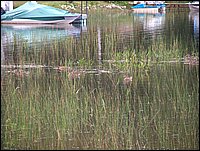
[
  {"left": 189, "top": 1, "right": 199, "bottom": 12},
  {"left": 131, "top": 1, "right": 166, "bottom": 13},
  {"left": 1, "top": 1, "right": 86, "bottom": 24}
]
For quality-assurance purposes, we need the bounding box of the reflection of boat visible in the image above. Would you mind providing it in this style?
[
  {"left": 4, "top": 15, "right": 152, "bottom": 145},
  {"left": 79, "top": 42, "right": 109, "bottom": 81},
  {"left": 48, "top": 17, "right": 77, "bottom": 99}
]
[
  {"left": 1, "top": 46, "right": 5, "bottom": 78},
  {"left": 1, "top": 1, "right": 86, "bottom": 24},
  {"left": 189, "top": 1, "right": 199, "bottom": 12},
  {"left": 131, "top": 1, "right": 166, "bottom": 13},
  {"left": 1, "top": 23, "right": 87, "bottom": 44},
  {"left": 189, "top": 11, "right": 199, "bottom": 40},
  {"left": 132, "top": 12, "right": 165, "bottom": 31}
]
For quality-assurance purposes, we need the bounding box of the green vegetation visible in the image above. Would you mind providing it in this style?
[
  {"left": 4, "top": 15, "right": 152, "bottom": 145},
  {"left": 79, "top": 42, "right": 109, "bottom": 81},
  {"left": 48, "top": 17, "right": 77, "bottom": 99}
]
[
  {"left": 2, "top": 57, "right": 199, "bottom": 149},
  {"left": 12, "top": 1, "right": 192, "bottom": 13},
  {"left": 13, "top": 1, "right": 192, "bottom": 8},
  {"left": 1, "top": 5, "right": 198, "bottom": 150}
]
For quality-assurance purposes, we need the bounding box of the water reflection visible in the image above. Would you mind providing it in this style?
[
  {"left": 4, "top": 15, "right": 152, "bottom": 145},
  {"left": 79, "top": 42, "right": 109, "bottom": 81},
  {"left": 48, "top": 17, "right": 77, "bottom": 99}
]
[
  {"left": 132, "top": 12, "right": 165, "bottom": 33},
  {"left": 189, "top": 11, "right": 199, "bottom": 41},
  {"left": 1, "top": 23, "right": 87, "bottom": 78},
  {"left": 131, "top": 12, "right": 165, "bottom": 50},
  {"left": 1, "top": 23, "right": 87, "bottom": 44},
  {"left": 1, "top": 39, "right": 5, "bottom": 78}
]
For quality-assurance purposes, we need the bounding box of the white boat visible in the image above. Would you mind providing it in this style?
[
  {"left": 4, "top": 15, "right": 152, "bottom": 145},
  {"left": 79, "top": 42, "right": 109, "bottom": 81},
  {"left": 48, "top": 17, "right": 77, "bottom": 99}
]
[
  {"left": 1, "top": 1, "right": 86, "bottom": 24},
  {"left": 189, "top": 1, "right": 199, "bottom": 11},
  {"left": 131, "top": 1, "right": 166, "bottom": 13},
  {"left": 1, "top": 17, "right": 80, "bottom": 25}
]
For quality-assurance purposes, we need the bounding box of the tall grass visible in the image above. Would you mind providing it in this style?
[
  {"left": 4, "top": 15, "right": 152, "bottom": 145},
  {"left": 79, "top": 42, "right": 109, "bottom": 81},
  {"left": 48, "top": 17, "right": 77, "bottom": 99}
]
[
  {"left": 1, "top": 9, "right": 199, "bottom": 150},
  {"left": 1, "top": 62, "right": 199, "bottom": 149}
]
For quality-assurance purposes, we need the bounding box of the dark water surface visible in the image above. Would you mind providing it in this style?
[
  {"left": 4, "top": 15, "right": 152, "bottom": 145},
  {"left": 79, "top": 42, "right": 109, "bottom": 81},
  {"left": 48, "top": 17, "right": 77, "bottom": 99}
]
[{"left": 1, "top": 9, "right": 199, "bottom": 150}]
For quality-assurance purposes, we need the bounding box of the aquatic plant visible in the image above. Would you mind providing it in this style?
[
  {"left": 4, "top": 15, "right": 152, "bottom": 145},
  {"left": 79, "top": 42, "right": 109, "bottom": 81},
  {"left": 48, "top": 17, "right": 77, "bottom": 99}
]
[
  {"left": 1, "top": 8, "right": 199, "bottom": 150},
  {"left": 109, "top": 50, "right": 150, "bottom": 72}
]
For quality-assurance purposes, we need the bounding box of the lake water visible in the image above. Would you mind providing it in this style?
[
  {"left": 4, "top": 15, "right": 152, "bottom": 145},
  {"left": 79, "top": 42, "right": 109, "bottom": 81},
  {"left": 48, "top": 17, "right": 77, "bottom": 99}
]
[{"left": 1, "top": 9, "right": 199, "bottom": 150}]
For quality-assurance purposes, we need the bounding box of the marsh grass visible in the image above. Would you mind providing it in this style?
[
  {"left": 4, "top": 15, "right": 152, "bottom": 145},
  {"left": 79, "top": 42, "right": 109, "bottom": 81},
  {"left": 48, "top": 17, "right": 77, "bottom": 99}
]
[
  {"left": 1, "top": 9, "right": 199, "bottom": 150},
  {"left": 1, "top": 62, "right": 199, "bottom": 149}
]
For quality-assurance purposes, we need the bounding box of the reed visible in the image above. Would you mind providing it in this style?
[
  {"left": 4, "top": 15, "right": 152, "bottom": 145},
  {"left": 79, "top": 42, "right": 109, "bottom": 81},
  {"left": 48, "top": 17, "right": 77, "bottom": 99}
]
[
  {"left": 1, "top": 9, "right": 199, "bottom": 150},
  {"left": 1, "top": 61, "right": 199, "bottom": 149}
]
